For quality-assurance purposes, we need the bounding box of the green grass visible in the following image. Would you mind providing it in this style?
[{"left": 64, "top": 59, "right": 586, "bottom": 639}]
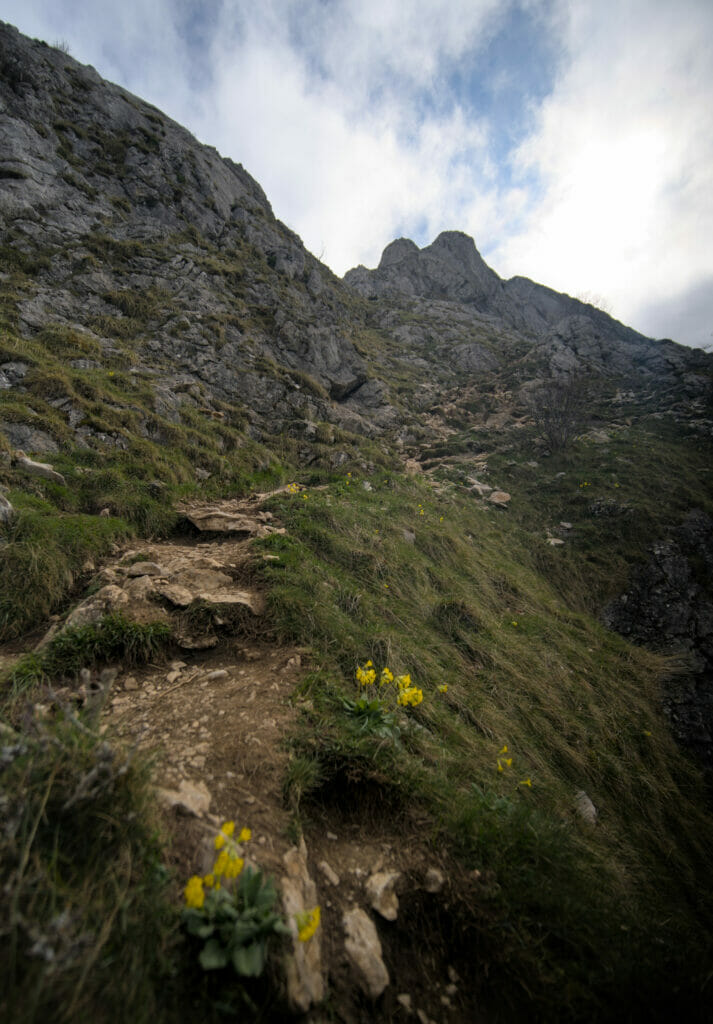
[
  {"left": 5, "top": 614, "right": 173, "bottom": 695},
  {"left": 0, "top": 700, "right": 173, "bottom": 1024},
  {"left": 254, "top": 467, "right": 713, "bottom": 1021}
]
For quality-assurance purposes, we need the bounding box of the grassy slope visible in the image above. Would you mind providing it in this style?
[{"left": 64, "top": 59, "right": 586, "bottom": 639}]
[{"left": 260, "top": 464, "right": 713, "bottom": 1021}]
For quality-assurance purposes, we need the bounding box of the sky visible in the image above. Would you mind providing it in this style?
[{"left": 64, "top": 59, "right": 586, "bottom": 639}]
[{"left": 2, "top": 0, "right": 712, "bottom": 348}]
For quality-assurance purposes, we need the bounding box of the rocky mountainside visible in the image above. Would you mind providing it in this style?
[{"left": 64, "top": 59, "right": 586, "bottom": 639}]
[
  {"left": 1, "top": 18, "right": 711, "bottom": 464},
  {"left": 2, "top": 21, "right": 713, "bottom": 1024}
]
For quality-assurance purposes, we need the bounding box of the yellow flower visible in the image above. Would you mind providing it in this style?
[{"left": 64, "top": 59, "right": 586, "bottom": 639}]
[
  {"left": 503, "top": 757, "right": 512, "bottom": 768},
  {"left": 184, "top": 875, "right": 205, "bottom": 909},
  {"left": 356, "top": 664, "right": 377, "bottom": 686},
  {"left": 214, "top": 850, "right": 229, "bottom": 876},
  {"left": 297, "top": 906, "right": 321, "bottom": 942},
  {"left": 238, "top": 827, "right": 252, "bottom": 842},
  {"left": 519, "top": 778, "right": 532, "bottom": 787},
  {"left": 380, "top": 667, "right": 394, "bottom": 686},
  {"left": 497, "top": 761, "right": 504, "bottom": 773},
  {"left": 397, "top": 686, "right": 423, "bottom": 707},
  {"left": 215, "top": 821, "right": 235, "bottom": 849},
  {"left": 499, "top": 745, "right": 508, "bottom": 755},
  {"left": 224, "top": 855, "right": 244, "bottom": 879},
  {"left": 203, "top": 873, "right": 216, "bottom": 888},
  {"left": 438, "top": 684, "right": 448, "bottom": 693}
]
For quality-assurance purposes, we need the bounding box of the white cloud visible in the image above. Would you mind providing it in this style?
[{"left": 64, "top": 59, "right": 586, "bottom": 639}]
[{"left": 490, "top": 0, "right": 713, "bottom": 343}]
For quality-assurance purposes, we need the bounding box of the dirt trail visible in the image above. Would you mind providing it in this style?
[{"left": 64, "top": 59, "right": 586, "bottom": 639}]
[
  {"left": 7, "top": 490, "right": 474, "bottom": 1021},
  {"left": 88, "top": 493, "right": 305, "bottom": 881}
]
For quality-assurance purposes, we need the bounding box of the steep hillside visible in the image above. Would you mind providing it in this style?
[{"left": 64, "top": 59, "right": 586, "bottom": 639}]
[{"left": 1, "top": 22, "right": 713, "bottom": 1024}]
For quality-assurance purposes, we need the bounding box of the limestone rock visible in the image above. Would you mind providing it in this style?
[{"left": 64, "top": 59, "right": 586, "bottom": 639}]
[
  {"left": 423, "top": 867, "right": 445, "bottom": 894},
  {"left": 281, "top": 839, "right": 324, "bottom": 1013},
  {"left": 126, "top": 561, "right": 166, "bottom": 577},
  {"left": 66, "top": 585, "right": 129, "bottom": 628},
  {"left": 468, "top": 478, "right": 492, "bottom": 497},
  {"left": 154, "top": 582, "right": 194, "bottom": 607},
  {"left": 574, "top": 790, "right": 598, "bottom": 824},
  {"left": 318, "top": 859, "right": 340, "bottom": 886},
  {"left": 157, "top": 778, "right": 212, "bottom": 816},
  {"left": 342, "top": 907, "right": 389, "bottom": 999},
  {"left": 12, "top": 450, "right": 65, "bottom": 485},
  {"left": 488, "top": 490, "right": 511, "bottom": 507},
  {"left": 0, "top": 491, "right": 14, "bottom": 525},
  {"left": 365, "top": 871, "right": 400, "bottom": 921}
]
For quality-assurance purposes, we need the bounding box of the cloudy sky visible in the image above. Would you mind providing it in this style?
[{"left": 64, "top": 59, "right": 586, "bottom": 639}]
[{"left": 3, "top": 0, "right": 712, "bottom": 348}]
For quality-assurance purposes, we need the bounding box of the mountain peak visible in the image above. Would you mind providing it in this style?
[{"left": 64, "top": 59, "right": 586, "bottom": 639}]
[{"left": 378, "top": 237, "right": 419, "bottom": 268}]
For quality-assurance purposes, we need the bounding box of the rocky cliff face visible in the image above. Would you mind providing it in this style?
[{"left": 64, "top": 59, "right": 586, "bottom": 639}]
[
  {"left": 2, "top": 18, "right": 710, "bottom": 466},
  {"left": 344, "top": 230, "right": 704, "bottom": 385},
  {"left": 0, "top": 20, "right": 387, "bottom": 452}
]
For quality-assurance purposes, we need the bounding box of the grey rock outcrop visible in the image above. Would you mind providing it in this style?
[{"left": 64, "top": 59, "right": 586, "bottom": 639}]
[
  {"left": 281, "top": 839, "right": 324, "bottom": 1013},
  {"left": 342, "top": 906, "right": 390, "bottom": 999},
  {"left": 344, "top": 232, "right": 706, "bottom": 388},
  {"left": 0, "top": 20, "right": 393, "bottom": 445}
]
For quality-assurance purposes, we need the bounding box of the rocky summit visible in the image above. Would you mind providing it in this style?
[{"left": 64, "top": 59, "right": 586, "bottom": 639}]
[{"left": 1, "top": 21, "right": 713, "bottom": 1024}]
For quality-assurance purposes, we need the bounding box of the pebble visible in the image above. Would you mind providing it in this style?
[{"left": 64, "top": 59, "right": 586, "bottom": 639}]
[
  {"left": 318, "top": 860, "right": 340, "bottom": 886},
  {"left": 327, "top": 831, "right": 338, "bottom": 841},
  {"left": 206, "top": 669, "right": 229, "bottom": 680},
  {"left": 124, "top": 676, "right": 138, "bottom": 691}
]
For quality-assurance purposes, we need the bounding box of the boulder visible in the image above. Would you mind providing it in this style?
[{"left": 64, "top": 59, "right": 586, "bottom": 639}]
[
  {"left": 365, "top": 871, "right": 400, "bottom": 921},
  {"left": 0, "top": 492, "right": 14, "bottom": 525},
  {"left": 12, "top": 449, "right": 65, "bottom": 485},
  {"left": 342, "top": 907, "right": 389, "bottom": 999}
]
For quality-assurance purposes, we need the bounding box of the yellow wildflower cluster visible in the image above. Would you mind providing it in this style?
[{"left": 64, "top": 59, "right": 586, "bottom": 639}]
[
  {"left": 356, "top": 660, "right": 376, "bottom": 685},
  {"left": 495, "top": 745, "right": 533, "bottom": 788},
  {"left": 286, "top": 482, "right": 300, "bottom": 494},
  {"left": 184, "top": 820, "right": 251, "bottom": 908},
  {"left": 578, "top": 481, "right": 592, "bottom": 488},
  {"left": 417, "top": 503, "right": 425, "bottom": 516},
  {"left": 355, "top": 662, "right": 424, "bottom": 707},
  {"left": 397, "top": 679, "right": 423, "bottom": 707},
  {"left": 497, "top": 744, "right": 513, "bottom": 773},
  {"left": 296, "top": 905, "right": 321, "bottom": 942}
]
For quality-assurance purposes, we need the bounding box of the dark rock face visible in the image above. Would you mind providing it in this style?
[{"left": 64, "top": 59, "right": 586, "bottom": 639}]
[{"left": 604, "top": 511, "right": 713, "bottom": 782}]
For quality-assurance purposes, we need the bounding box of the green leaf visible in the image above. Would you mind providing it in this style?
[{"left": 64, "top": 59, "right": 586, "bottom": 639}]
[
  {"left": 181, "top": 909, "right": 215, "bottom": 939},
  {"left": 199, "top": 938, "right": 229, "bottom": 970},
  {"left": 231, "top": 940, "right": 267, "bottom": 977}
]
